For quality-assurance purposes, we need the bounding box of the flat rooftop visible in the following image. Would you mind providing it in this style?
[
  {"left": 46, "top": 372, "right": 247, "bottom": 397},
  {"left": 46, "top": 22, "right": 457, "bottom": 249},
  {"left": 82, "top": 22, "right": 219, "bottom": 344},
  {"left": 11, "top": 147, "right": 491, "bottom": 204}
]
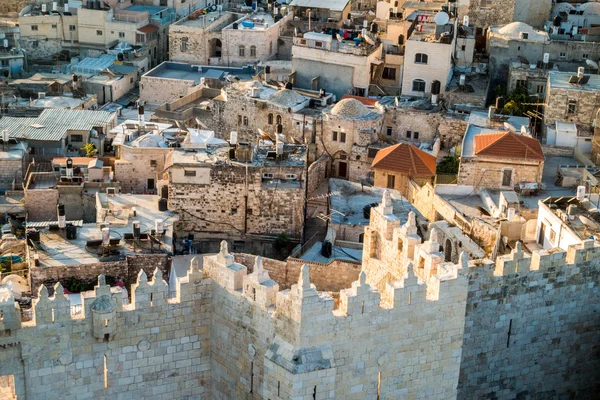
[
  {"left": 299, "top": 241, "right": 362, "bottom": 263},
  {"left": 31, "top": 194, "right": 177, "bottom": 267},
  {"left": 329, "top": 178, "right": 424, "bottom": 226},
  {"left": 225, "top": 12, "right": 275, "bottom": 31},
  {"left": 168, "top": 144, "right": 307, "bottom": 169},
  {"left": 178, "top": 11, "right": 231, "bottom": 28},
  {"left": 144, "top": 62, "right": 257, "bottom": 83},
  {"left": 549, "top": 71, "right": 600, "bottom": 91},
  {"left": 109, "top": 120, "right": 174, "bottom": 147}
]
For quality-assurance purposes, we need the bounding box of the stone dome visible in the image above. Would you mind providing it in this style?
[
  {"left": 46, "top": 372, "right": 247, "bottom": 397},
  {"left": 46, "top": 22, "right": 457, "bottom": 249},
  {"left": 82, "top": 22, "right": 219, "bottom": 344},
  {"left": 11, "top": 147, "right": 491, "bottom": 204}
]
[
  {"left": 91, "top": 295, "right": 115, "bottom": 313},
  {"left": 331, "top": 98, "right": 370, "bottom": 117},
  {"left": 268, "top": 89, "right": 307, "bottom": 108},
  {"left": 496, "top": 22, "right": 547, "bottom": 41}
]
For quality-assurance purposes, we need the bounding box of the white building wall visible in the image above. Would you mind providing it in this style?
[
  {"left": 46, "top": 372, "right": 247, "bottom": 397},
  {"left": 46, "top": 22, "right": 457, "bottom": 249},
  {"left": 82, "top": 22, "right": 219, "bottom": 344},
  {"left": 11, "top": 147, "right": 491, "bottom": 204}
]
[
  {"left": 401, "top": 39, "right": 453, "bottom": 97},
  {"left": 535, "top": 201, "right": 581, "bottom": 251}
]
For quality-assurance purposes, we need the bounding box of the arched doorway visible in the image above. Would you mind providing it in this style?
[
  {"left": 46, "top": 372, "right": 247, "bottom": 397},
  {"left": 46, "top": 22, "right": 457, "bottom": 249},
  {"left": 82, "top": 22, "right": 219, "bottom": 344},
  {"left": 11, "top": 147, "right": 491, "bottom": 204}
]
[
  {"left": 444, "top": 238, "right": 452, "bottom": 262},
  {"left": 210, "top": 38, "right": 222, "bottom": 58}
]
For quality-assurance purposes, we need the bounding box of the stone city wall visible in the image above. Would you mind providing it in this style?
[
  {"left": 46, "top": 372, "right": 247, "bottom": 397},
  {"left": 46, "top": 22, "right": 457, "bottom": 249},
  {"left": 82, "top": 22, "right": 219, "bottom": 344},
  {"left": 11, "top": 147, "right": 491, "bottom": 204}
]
[{"left": 29, "top": 254, "right": 170, "bottom": 295}]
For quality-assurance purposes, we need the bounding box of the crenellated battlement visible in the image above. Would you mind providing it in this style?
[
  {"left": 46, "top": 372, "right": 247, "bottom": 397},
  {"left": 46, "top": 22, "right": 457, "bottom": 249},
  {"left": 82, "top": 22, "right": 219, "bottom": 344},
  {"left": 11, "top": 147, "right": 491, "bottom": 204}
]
[{"left": 1, "top": 191, "right": 598, "bottom": 400}]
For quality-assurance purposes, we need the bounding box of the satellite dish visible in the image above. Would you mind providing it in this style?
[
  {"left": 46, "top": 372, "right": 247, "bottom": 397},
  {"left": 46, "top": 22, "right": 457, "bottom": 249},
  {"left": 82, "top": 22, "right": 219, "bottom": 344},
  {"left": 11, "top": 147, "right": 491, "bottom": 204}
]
[
  {"left": 586, "top": 59, "right": 599, "bottom": 71},
  {"left": 517, "top": 55, "right": 530, "bottom": 65},
  {"left": 580, "top": 215, "right": 600, "bottom": 231},
  {"left": 434, "top": 11, "right": 449, "bottom": 25},
  {"left": 258, "top": 128, "right": 275, "bottom": 141},
  {"left": 336, "top": 33, "right": 343, "bottom": 42},
  {"left": 363, "top": 32, "right": 376, "bottom": 46},
  {"left": 504, "top": 122, "right": 517, "bottom": 132}
]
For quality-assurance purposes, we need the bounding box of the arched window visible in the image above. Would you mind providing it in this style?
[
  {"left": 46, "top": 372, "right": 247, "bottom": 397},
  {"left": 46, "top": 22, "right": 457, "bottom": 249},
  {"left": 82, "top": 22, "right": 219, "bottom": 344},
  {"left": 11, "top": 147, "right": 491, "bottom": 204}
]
[
  {"left": 250, "top": 45, "right": 257, "bottom": 57},
  {"left": 412, "top": 79, "right": 426, "bottom": 92},
  {"left": 276, "top": 115, "right": 282, "bottom": 125},
  {"left": 180, "top": 37, "right": 188, "bottom": 52},
  {"left": 268, "top": 113, "right": 274, "bottom": 125},
  {"left": 239, "top": 45, "right": 245, "bottom": 57},
  {"left": 414, "top": 53, "right": 428, "bottom": 64}
]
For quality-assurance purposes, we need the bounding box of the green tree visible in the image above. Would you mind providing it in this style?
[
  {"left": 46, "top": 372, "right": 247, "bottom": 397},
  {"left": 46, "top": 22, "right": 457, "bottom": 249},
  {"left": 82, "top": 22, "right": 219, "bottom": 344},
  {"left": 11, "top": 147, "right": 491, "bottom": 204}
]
[
  {"left": 499, "top": 86, "right": 535, "bottom": 117},
  {"left": 81, "top": 143, "right": 97, "bottom": 157}
]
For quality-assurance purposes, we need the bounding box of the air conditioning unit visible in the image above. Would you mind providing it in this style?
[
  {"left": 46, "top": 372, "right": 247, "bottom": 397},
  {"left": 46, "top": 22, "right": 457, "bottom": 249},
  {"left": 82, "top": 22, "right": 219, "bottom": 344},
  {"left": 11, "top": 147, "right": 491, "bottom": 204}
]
[{"left": 262, "top": 173, "right": 274, "bottom": 179}]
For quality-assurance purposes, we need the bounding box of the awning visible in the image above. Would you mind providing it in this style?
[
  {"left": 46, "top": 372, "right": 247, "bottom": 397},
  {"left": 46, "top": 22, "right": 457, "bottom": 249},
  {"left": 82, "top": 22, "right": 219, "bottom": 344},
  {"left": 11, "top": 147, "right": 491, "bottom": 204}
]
[{"left": 371, "top": 60, "right": 383, "bottom": 65}]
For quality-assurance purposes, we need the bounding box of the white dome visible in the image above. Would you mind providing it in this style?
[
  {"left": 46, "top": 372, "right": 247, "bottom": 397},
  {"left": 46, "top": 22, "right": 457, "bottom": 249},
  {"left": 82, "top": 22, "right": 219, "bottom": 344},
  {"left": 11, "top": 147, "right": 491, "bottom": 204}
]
[
  {"left": 267, "top": 89, "right": 307, "bottom": 108},
  {"left": 331, "top": 98, "right": 370, "bottom": 117}
]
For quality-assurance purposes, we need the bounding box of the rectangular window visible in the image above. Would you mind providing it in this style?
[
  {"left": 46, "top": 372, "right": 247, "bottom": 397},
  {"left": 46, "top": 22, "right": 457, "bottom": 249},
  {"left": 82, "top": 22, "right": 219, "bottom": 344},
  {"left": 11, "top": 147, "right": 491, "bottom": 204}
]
[
  {"left": 382, "top": 67, "right": 396, "bottom": 80},
  {"left": 332, "top": 131, "right": 338, "bottom": 141},
  {"left": 340, "top": 132, "right": 346, "bottom": 143},
  {"left": 315, "top": 41, "right": 323, "bottom": 48},
  {"left": 386, "top": 126, "right": 392, "bottom": 136},
  {"left": 97, "top": 30, "right": 103, "bottom": 36},
  {"left": 549, "top": 229, "right": 556, "bottom": 244},
  {"left": 583, "top": 53, "right": 589, "bottom": 59},
  {"left": 536, "top": 85, "right": 544, "bottom": 94},
  {"left": 119, "top": 32, "right": 125, "bottom": 38},
  {"left": 501, "top": 169, "right": 513, "bottom": 187},
  {"left": 32, "top": 41, "right": 39, "bottom": 48},
  {"left": 184, "top": 170, "right": 196, "bottom": 177},
  {"left": 387, "top": 174, "right": 395, "bottom": 189},
  {"left": 414, "top": 132, "right": 419, "bottom": 139},
  {"left": 243, "top": 116, "right": 249, "bottom": 126},
  {"left": 238, "top": 115, "right": 242, "bottom": 125},
  {"left": 516, "top": 79, "right": 527, "bottom": 89},
  {"left": 567, "top": 100, "right": 577, "bottom": 115},
  {"left": 51, "top": 24, "right": 57, "bottom": 29},
  {"left": 150, "top": 160, "right": 157, "bottom": 167},
  {"left": 70, "top": 134, "right": 84, "bottom": 142},
  {"left": 69, "top": 25, "right": 76, "bottom": 31},
  {"left": 406, "top": 131, "right": 412, "bottom": 139},
  {"left": 31, "top": 25, "right": 38, "bottom": 31},
  {"left": 480, "top": 0, "right": 493, "bottom": 7},
  {"left": 559, "top": 52, "right": 566, "bottom": 59},
  {"left": 461, "top": 45, "right": 466, "bottom": 51},
  {"left": 368, "top": 148, "right": 379, "bottom": 158}
]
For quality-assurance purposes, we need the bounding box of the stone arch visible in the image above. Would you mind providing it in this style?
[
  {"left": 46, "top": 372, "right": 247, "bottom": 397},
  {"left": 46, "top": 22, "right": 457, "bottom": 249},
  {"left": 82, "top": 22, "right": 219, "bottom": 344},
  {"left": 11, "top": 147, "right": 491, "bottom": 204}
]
[
  {"left": 444, "top": 238, "right": 452, "bottom": 262},
  {"left": 209, "top": 38, "right": 222, "bottom": 58}
]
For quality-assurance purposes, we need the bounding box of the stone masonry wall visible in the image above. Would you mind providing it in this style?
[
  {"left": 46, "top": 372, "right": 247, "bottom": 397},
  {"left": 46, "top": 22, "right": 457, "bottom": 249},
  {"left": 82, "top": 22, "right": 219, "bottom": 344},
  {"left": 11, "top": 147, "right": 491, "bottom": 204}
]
[
  {"left": 140, "top": 75, "right": 198, "bottom": 105},
  {"left": 169, "top": 165, "right": 305, "bottom": 240},
  {"left": 29, "top": 254, "right": 170, "bottom": 295},
  {"left": 24, "top": 189, "right": 59, "bottom": 222},
  {"left": 234, "top": 253, "right": 361, "bottom": 292},
  {"left": 0, "top": 159, "right": 24, "bottom": 189},
  {"left": 0, "top": 266, "right": 212, "bottom": 400},
  {"left": 115, "top": 146, "right": 171, "bottom": 193},
  {"left": 458, "top": 157, "right": 544, "bottom": 189},
  {"left": 544, "top": 85, "right": 600, "bottom": 131},
  {"left": 458, "top": 243, "right": 600, "bottom": 398},
  {"left": 307, "top": 154, "right": 330, "bottom": 196}
]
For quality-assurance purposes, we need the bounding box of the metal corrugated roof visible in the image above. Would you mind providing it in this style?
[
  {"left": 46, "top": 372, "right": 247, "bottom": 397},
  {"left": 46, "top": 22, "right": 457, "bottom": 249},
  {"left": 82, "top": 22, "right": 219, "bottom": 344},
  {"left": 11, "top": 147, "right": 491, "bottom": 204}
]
[
  {"left": 290, "top": 0, "right": 349, "bottom": 11},
  {"left": 26, "top": 220, "right": 84, "bottom": 228},
  {"left": 0, "top": 109, "right": 115, "bottom": 142}
]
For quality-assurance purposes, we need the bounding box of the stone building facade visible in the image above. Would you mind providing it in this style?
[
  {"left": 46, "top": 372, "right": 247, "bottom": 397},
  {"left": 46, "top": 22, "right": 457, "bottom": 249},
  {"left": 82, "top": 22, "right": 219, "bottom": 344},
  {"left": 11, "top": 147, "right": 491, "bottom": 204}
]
[
  {"left": 319, "top": 98, "right": 384, "bottom": 182},
  {"left": 114, "top": 145, "right": 171, "bottom": 193},
  {"left": 544, "top": 71, "right": 600, "bottom": 132},
  {"left": 164, "top": 146, "right": 307, "bottom": 255},
  {"left": 465, "top": 0, "right": 552, "bottom": 31},
  {"left": 0, "top": 190, "right": 599, "bottom": 399},
  {"left": 169, "top": 11, "right": 292, "bottom": 67}
]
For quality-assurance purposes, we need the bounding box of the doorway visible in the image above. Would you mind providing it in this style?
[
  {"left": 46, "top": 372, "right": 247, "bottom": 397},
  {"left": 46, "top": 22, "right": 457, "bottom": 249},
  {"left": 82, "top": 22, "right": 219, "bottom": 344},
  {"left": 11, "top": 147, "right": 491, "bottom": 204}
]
[
  {"left": 338, "top": 161, "right": 348, "bottom": 179},
  {"left": 147, "top": 178, "right": 155, "bottom": 192},
  {"left": 538, "top": 223, "right": 546, "bottom": 246}
]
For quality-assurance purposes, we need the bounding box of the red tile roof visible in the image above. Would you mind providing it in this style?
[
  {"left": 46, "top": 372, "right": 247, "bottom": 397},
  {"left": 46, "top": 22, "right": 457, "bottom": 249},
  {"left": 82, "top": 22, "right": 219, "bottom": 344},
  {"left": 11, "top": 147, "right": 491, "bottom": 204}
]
[
  {"left": 371, "top": 143, "right": 437, "bottom": 177},
  {"left": 474, "top": 132, "right": 544, "bottom": 161},
  {"left": 341, "top": 94, "right": 379, "bottom": 107}
]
